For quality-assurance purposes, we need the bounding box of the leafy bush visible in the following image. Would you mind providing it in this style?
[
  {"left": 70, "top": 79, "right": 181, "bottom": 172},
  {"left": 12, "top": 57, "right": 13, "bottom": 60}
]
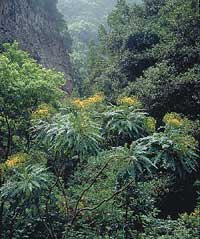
[
  {"left": 0, "top": 42, "right": 64, "bottom": 160},
  {"left": 35, "top": 110, "right": 103, "bottom": 159}
]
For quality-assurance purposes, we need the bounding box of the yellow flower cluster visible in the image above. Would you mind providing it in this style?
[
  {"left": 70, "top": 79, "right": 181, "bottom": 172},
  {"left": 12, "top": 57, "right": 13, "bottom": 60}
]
[
  {"left": 72, "top": 93, "right": 104, "bottom": 109},
  {"left": 118, "top": 96, "right": 142, "bottom": 107},
  {"left": 145, "top": 117, "right": 156, "bottom": 133},
  {"left": 32, "top": 104, "right": 53, "bottom": 119},
  {"left": 163, "top": 113, "right": 183, "bottom": 128},
  {"left": 5, "top": 153, "right": 28, "bottom": 168}
]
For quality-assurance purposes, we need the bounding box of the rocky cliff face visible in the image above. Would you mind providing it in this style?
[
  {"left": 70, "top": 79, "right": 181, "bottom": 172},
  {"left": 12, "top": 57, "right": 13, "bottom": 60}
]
[{"left": 0, "top": 0, "right": 72, "bottom": 93}]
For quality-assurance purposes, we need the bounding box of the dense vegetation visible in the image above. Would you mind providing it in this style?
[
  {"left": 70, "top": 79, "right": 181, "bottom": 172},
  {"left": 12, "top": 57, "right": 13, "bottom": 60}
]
[
  {"left": 79, "top": 0, "right": 200, "bottom": 121},
  {"left": 57, "top": 0, "right": 141, "bottom": 95},
  {"left": 0, "top": 0, "right": 200, "bottom": 238}
]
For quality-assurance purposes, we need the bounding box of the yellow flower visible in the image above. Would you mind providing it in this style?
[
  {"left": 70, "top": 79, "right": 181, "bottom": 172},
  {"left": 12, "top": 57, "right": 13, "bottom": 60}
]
[
  {"left": 86, "top": 93, "right": 103, "bottom": 104},
  {"left": 72, "top": 98, "right": 89, "bottom": 109},
  {"left": 5, "top": 153, "right": 28, "bottom": 168},
  {"left": 72, "top": 93, "right": 104, "bottom": 109},
  {"left": 32, "top": 104, "right": 53, "bottom": 119},
  {"left": 118, "top": 96, "right": 142, "bottom": 108},
  {"left": 163, "top": 112, "right": 183, "bottom": 128},
  {"left": 73, "top": 99, "right": 85, "bottom": 108}
]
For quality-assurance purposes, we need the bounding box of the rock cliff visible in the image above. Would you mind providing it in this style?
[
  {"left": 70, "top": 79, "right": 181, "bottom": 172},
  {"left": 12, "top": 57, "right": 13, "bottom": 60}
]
[{"left": 0, "top": 0, "right": 72, "bottom": 93}]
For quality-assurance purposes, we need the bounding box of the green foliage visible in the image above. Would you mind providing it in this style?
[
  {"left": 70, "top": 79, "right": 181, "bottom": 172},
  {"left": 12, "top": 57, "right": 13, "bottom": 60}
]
[
  {"left": 1, "top": 77, "right": 198, "bottom": 237},
  {"left": 83, "top": 0, "right": 200, "bottom": 121},
  {"left": 35, "top": 111, "right": 103, "bottom": 158},
  {"left": 133, "top": 131, "right": 198, "bottom": 178},
  {"left": 129, "top": 62, "right": 200, "bottom": 119},
  {"left": 139, "top": 209, "right": 200, "bottom": 239},
  {"left": 1, "top": 165, "right": 51, "bottom": 201},
  {"left": 0, "top": 42, "right": 64, "bottom": 159},
  {"left": 58, "top": 0, "right": 142, "bottom": 96},
  {"left": 63, "top": 146, "right": 156, "bottom": 237},
  {"left": 103, "top": 106, "right": 151, "bottom": 146},
  {"left": 0, "top": 0, "right": 200, "bottom": 237},
  {"left": 57, "top": 0, "right": 118, "bottom": 96},
  {"left": 30, "top": 96, "right": 199, "bottom": 238},
  {"left": 0, "top": 42, "right": 64, "bottom": 108}
]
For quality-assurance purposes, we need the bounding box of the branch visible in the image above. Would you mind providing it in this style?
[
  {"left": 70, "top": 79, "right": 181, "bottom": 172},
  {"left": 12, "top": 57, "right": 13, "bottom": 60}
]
[
  {"left": 79, "top": 178, "right": 135, "bottom": 212},
  {"left": 72, "top": 156, "right": 113, "bottom": 218},
  {"left": 71, "top": 178, "right": 135, "bottom": 224},
  {"left": 54, "top": 167, "right": 70, "bottom": 215}
]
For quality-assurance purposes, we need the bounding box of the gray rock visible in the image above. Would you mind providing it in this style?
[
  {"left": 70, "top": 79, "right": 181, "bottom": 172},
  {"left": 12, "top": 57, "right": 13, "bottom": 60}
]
[{"left": 0, "top": 0, "right": 73, "bottom": 94}]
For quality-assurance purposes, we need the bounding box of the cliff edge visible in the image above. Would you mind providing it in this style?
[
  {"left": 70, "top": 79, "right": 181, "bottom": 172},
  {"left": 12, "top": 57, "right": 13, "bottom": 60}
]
[{"left": 0, "top": 0, "right": 72, "bottom": 93}]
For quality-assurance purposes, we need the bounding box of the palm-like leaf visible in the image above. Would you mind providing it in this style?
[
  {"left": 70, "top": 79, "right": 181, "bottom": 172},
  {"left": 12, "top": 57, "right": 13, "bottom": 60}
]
[
  {"left": 103, "top": 107, "right": 148, "bottom": 146},
  {"left": 34, "top": 111, "right": 103, "bottom": 158},
  {"left": 132, "top": 131, "right": 199, "bottom": 178},
  {"left": 0, "top": 165, "right": 51, "bottom": 200}
]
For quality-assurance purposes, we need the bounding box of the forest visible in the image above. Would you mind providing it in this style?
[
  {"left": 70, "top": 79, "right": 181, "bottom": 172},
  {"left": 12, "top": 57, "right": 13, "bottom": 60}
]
[{"left": 0, "top": 0, "right": 199, "bottom": 238}]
